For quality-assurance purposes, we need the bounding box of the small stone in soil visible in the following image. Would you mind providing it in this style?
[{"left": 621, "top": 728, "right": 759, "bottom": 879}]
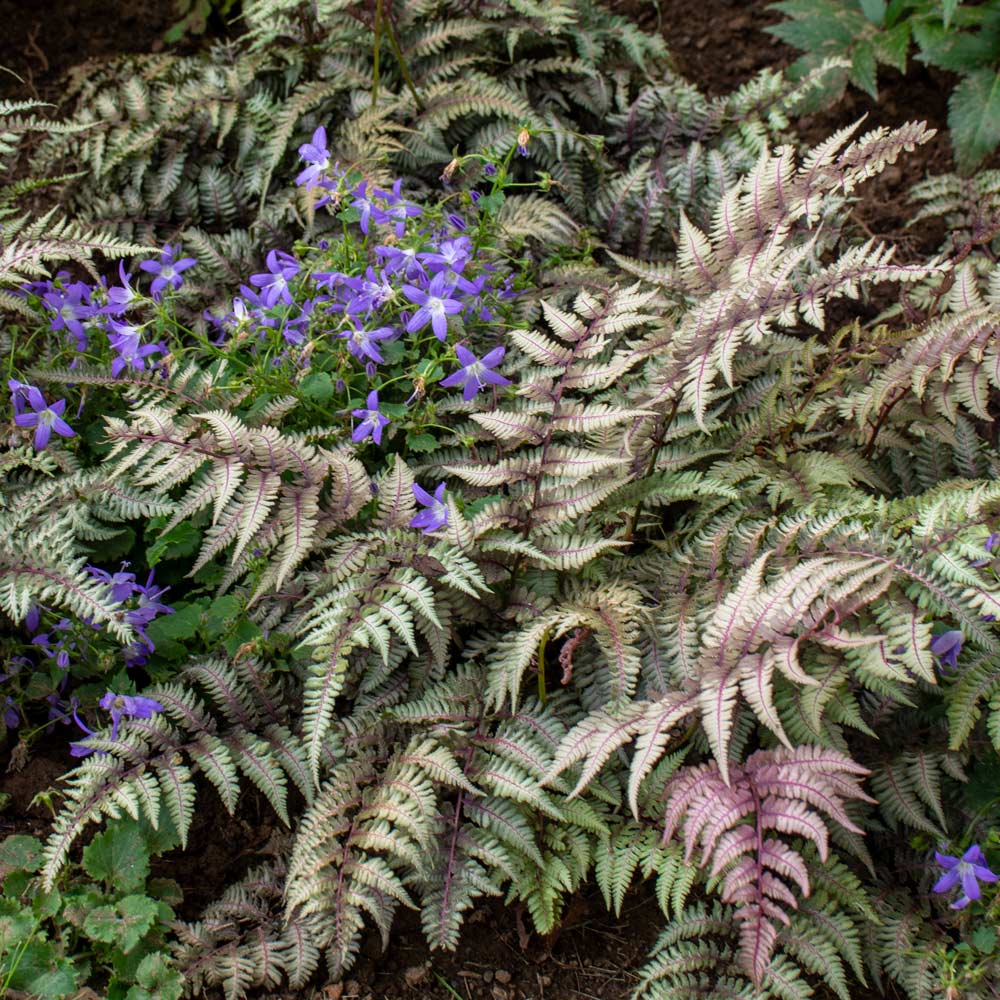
[{"left": 404, "top": 963, "right": 430, "bottom": 987}]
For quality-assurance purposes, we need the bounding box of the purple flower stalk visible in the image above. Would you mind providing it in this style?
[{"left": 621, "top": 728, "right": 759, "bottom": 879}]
[
  {"left": 440, "top": 345, "right": 510, "bottom": 401},
  {"left": 139, "top": 244, "right": 197, "bottom": 301},
  {"left": 351, "top": 390, "right": 391, "bottom": 445},
  {"left": 410, "top": 482, "right": 448, "bottom": 533},
  {"left": 296, "top": 125, "right": 331, "bottom": 189},
  {"left": 249, "top": 250, "right": 301, "bottom": 308},
  {"left": 11, "top": 384, "right": 75, "bottom": 450},
  {"left": 402, "top": 272, "right": 464, "bottom": 341},
  {"left": 930, "top": 630, "right": 963, "bottom": 672},
  {"left": 933, "top": 844, "right": 998, "bottom": 909},
  {"left": 98, "top": 692, "right": 166, "bottom": 740}
]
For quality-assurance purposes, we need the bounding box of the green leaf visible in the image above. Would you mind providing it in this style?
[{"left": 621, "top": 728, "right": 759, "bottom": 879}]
[
  {"left": 125, "top": 952, "right": 184, "bottom": 1000},
  {"left": 147, "top": 520, "right": 201, "bottom": 565},
  {"left": 145, "top": 602, "right": 202, "bottom": 644},
  {"left": 3, "top": 870, "right": 31, "bottom": 897},
  {"left": 913, "top": 21, "right": 1000, "bottom": 72},
  {"left": 942, "top": 0, "right": 963, "bottom": 29},
  {"left": 300, "top": 370, "right": 336, "bottom": 404},
  {"left": 203, "top": 594, "right": 239, "bottom": 639},
  {"left": 222, "top": 618, "right": 262, "bottom": 658},
  {"left": 949, "top": 68, "right": 1000, "bottom": 172},
  {"left": 0, "top": 896, "right": 36, "bottom": 942},
  {"left": 478, "top": 190, "right": 506, "bottom": 215},
  {"left": 31, "top": 887, "right": 62, "bottom": 920},
  {"left": 874, "top": 21, "right": 910, "bottom": 72},
  {"left": 0, "top": 834, "right": 42, "bottom": 875},
  {"left": 850, "top": 39, "right": 879, "bottom": 96},
  {"left": 62, "top": 889, "right": 105, "bottom": 928},
  {"left": 82, "top": 895, "right": 158, "bottom": 954},
  {"left": 972, "top": 925, "right": 997, "bottom": 953},
  {"left": 406, "top": 432, "right": 438, "bottom": 453},
  {"left": 858, "top": 0, "right": 886, "bottom": 25},
  {"left": 7, "top": 937, "right": 79, "bottom": 996},
  {"left": 82, "top": 822, "right": 150, "bottom": 893}
]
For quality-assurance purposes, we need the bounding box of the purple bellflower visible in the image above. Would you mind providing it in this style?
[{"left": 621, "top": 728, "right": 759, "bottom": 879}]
[
  {"left": 8, "top": 379, "right": 35, "bottom": 416},
  {"left": 42, "top": 281, "right": 93, "bottom": 350},
  {"left": 402, "top": 272, "right": 464, "bottom": 341},
  {"left": 100, "top": 692, "right": 166, "bottom": 740},
  {"left": 346, "top": 267, "right": 396, "bottom": 316},
  {"left": 101, "top": 261, "right": 141, "bottom": 317},
  {"left": 107, "top": 321, "right": 165, "bottom": 376},
  {"left": 341, "top": 323, "right": 395, "bottom": 365},
  {"left": 12, "top": 385, "right": 75, "bottom": 450},
  {"left": 423, "top": 236, "right": 472, "bottom": 275},
  {"left": 930, "top": 630, "right": 963, "bottom": 672},
  {"left": 296, "top": 126, "right": 331, "bottom": 189},
  {"left": 2, "top": 696, "right": 18, "bottom": 730},
  {"left": 249, "top": 250, "right": 301, "bottom": 308},
  {"left": 378, "top": 179, "right": 422, "bottom": 236},
  {"left": 140, "top": 244, "right": 197, "bottom": 301},
  {"left": 88, "top": 562, "right": 138, "bottom": 603},
  {"left": 440, "top": 345, "right": 510, "bottom": 401},
  {"left": 32, "top": 618, "right": 74, "bottom": 670},
  {"left": 351, "top": 390, "right": 391, "bottom": 445},
  {"left": 376, "top": 244, "right": 427, "bottom": 282},
  {"left": 933, "top": 844, "right": 998, "bottom": 909},
  {"left": 411, "top": 482, "right": 449, "bottom": 533},
  {"left": 350, "top": 181, "right": 389, "bottom": 235},
  {"left": 971, "top": 532, "right": 1000, "bottom": 567},
  {"left": 126, "top": 570, "right": 173, "bottom": 629}
]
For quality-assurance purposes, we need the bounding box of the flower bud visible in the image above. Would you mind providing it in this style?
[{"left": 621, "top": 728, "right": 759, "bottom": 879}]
[{"left": 441, "top": 157, "right": 461, "bottom": 184}]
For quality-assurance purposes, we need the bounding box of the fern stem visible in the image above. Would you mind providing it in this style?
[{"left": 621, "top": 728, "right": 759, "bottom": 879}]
[
  {"left": 371, "top": 0, "right": 384, "bottom": 109},
  {"left": 537, "top": 628, "right": 549, "bottom": 705},
  {"left": 623, "top": 399, "right": 678, "bottom": 542},
  {"left": 381, "top": 3, "right": 424, "bottom": 112}
]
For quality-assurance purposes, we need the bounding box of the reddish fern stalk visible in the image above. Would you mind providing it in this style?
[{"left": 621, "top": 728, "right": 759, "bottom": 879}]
[{"left": 662, "top": 746, "right": 874, "bottom": 985}]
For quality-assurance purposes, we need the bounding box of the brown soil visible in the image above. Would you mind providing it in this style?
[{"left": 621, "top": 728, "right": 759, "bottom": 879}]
[
  {"left": 331, "top": 894, "right": 662, "bottom": 1000},
  {"left": 0, "top": 0, "right": 175, "bottom": 102}
]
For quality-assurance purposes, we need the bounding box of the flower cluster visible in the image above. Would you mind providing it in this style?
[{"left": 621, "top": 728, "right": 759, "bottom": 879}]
[
  {"left": 23, "top": 257, "right": 180, "bottom": 378},
  {"left": 87, "top": 563, "right": 174, "bottom": 666}
]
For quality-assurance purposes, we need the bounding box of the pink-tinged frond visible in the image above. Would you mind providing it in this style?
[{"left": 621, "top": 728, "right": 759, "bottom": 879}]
[
  {"left": 661, "top": 746, "right": 871, "bottom": 984},
  {"left": 758, "top": 798, "right": 829, "bottom": 859},
  {"left": 736, "top": 907, "right": 780, "bottom": 985},
  {"left": 709, "top": 824, "right": 757, "bottom": 878},
  {"left": 627, "top": 691, "right": 698, "bottom": 816},
  {"left": 759, "top": 839, "right": 810, "bottom": 896}
]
